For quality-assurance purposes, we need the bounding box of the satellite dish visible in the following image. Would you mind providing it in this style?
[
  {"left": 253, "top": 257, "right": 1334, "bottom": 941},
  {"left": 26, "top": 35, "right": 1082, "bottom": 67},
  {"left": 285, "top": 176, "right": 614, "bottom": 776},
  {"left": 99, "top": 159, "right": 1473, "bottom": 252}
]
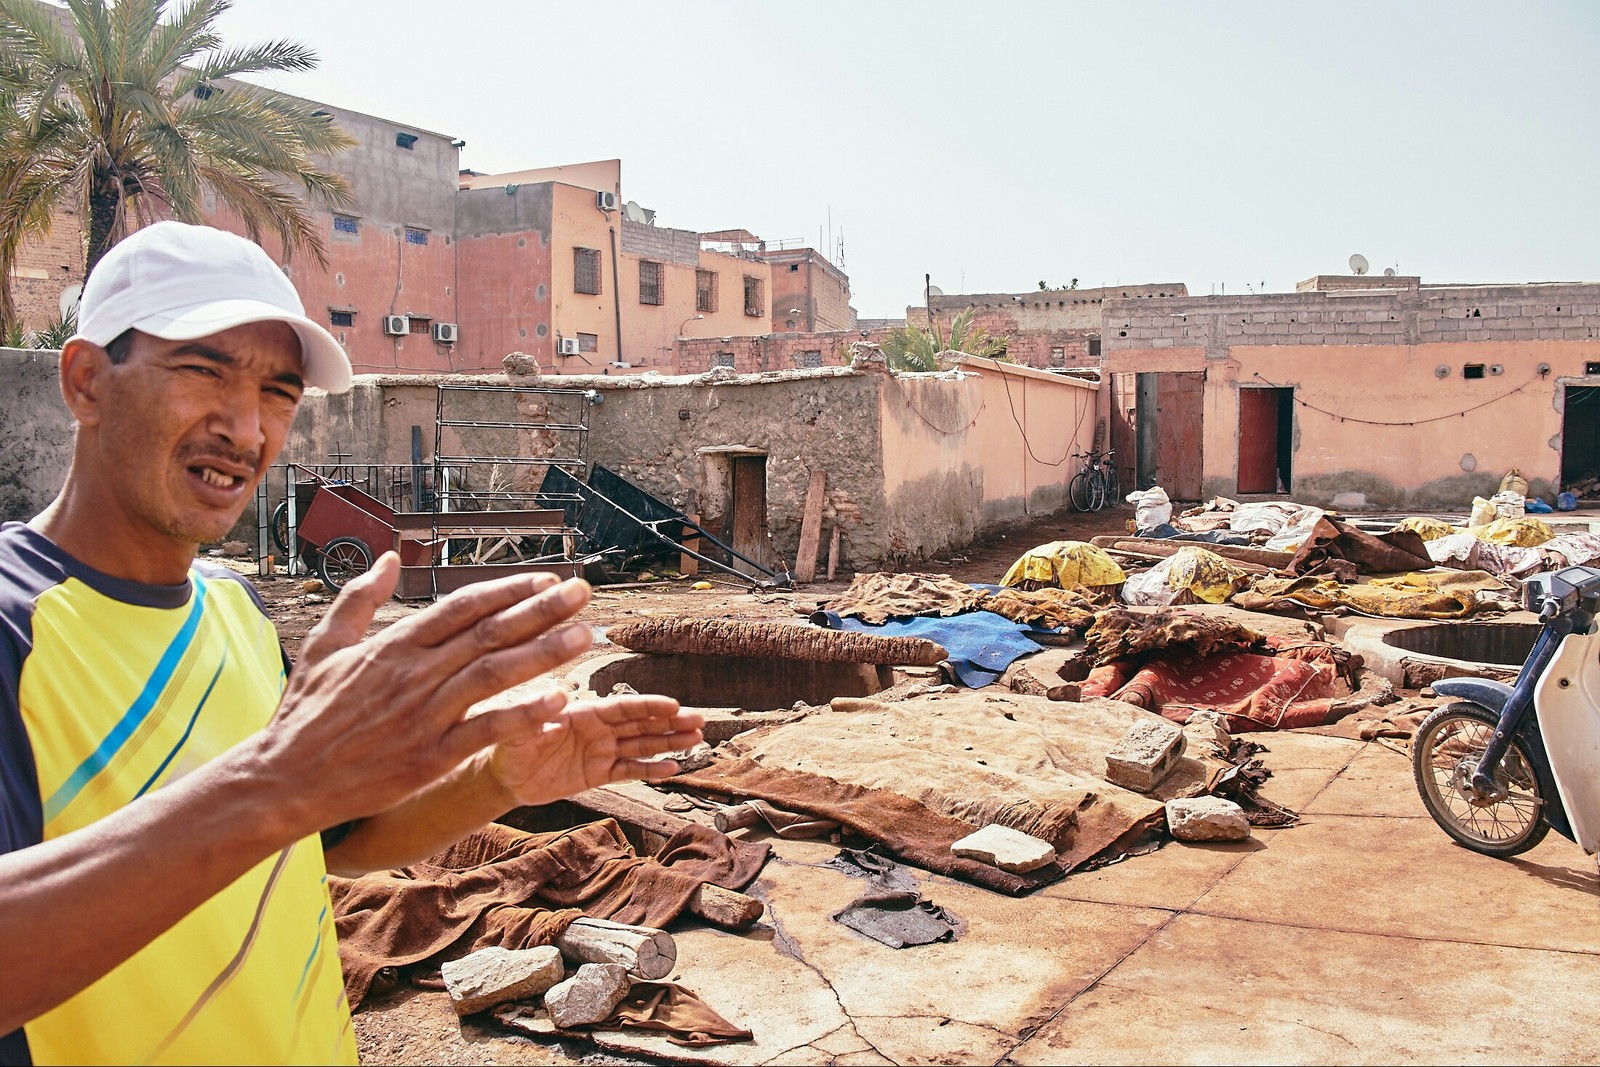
[
  {"left": 622, "top": 200, "right": 647, "bottom": 224},
  {"left": 58, "top": 283, "right": 82, "bottom": 318},
  {"left": 1383, "top": 267, "right": 1397, "bottom": 277},
  {"left": 927, "top": 285, "right": 945, "bottom": 297},
  {"left": 1349, "top": 253, "right": 1369, "bottom": 276}
]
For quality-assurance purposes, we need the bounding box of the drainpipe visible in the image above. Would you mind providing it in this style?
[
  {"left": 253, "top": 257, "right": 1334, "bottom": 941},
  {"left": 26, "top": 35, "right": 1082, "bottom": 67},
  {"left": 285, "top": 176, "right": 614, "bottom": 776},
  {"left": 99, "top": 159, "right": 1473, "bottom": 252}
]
[{"left": 609, "top": 226, "right": 623, "bottom": 365}]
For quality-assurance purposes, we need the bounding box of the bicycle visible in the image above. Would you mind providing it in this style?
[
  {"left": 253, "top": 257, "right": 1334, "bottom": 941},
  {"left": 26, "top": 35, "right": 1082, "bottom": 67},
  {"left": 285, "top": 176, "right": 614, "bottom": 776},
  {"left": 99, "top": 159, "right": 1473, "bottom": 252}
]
[{"left": 1069, "top": 449, "right": 1120, "bottom": 512}]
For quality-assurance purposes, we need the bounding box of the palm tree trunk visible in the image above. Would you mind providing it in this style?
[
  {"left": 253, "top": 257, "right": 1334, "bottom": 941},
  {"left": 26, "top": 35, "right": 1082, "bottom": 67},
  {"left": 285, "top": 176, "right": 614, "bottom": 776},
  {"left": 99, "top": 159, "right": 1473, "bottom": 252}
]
[{"left": 85, "top": 169, "right": 120, "bottom": 276}]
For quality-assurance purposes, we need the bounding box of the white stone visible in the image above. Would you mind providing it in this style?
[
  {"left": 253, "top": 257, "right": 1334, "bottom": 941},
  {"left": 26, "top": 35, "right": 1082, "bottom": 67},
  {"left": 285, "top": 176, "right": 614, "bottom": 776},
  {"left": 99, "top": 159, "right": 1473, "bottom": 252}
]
[
  {"left": 441, "top": 945, "right": 564, "bottom": 1016},
  {"left": 543, "top": 962, "right": 630, "bottom": 1028},
  {"left": 1104, "top": 718, "right": 1187, "bottom": 793},
  {"left": 1165, "top": 796, "right": 1252, "bottom": 842},
  {"left": 1331, "top": 491, "right": 1368, "bottom": 510},
  {"left": 952, "top": 824, "right": 1057, "bottom": 873},
  {"left": 1184, "top": 709, "right": 1232, "bottom": 752}
]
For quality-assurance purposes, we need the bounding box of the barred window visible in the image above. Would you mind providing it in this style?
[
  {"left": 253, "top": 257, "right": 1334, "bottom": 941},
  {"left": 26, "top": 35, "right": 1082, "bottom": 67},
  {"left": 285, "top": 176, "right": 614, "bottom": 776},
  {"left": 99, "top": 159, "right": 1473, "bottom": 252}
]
[
  {"left": 407, "top": 316, "right": 431, "bottom": 335},
  {"left": 1049, "top": 346, "right": 1066, "bottom": 367},
  {"left": 696, "top": 269, "right": 718, "bottom": 313},
  {"left": 578, "top": 332, "right": 599, "bottom": 353},
  {"left": 743, "top": 275, "right": 764, "bottom": 317},
  {"left": 713, "top": 351, "right": 736, "bottom": 369},
  {"left": 404, "top": 227, "right": 428, "bottom": 245},
  {"left": 330, "top": 309, "right": 355, "bottom": 328},
  {"left": 333, "top": 215, "right": 359, "bottom": 235},
  {"left": 801, "top": 349, "right": 822, "bottom": 368},
  {"left": 639, "top": 260, "right": 663, "bottom": 306},
  {"left": 1088, "top": 337, "right": 1102, "bottom": 358},
  {"left": 574, "top": 248, "right": 602, "bottom": 295}
]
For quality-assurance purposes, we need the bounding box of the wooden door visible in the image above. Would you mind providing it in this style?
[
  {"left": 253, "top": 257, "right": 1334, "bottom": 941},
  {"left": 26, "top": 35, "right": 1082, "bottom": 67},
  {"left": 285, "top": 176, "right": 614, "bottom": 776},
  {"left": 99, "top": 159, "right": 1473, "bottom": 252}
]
[
  {"left": 730, "top": 455, "right": 772, "bottom": 572},
  {"left": 1237, "top": 388, "right": 1281, "bottom": 494},
  {"left": 1155, "top": 372, "right": 1204, "bottom": 500}
]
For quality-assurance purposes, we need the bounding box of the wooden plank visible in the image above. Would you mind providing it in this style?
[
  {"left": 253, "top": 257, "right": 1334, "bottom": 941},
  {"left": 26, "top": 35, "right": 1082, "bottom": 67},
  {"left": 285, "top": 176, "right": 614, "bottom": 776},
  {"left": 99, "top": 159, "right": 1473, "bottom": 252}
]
[
  {"left": 826, "top": 524, "right": 842, "bottom": 581},
  {"left": 1090, "top": 535, "right": 1295, "bottom": 570},
  {"left": 794, "top": 469, "right": 827, "bottom": 583},
  {"left": 679, "top": 513, "right": 700, "bottom": 576}
]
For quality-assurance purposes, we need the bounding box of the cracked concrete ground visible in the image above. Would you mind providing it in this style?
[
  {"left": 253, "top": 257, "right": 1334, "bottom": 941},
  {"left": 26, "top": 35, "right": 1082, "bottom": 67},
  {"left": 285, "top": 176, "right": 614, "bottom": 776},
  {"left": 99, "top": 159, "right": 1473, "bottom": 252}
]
[{"left": 355, "top": 729, "right": 1600, "bottom": 1065}]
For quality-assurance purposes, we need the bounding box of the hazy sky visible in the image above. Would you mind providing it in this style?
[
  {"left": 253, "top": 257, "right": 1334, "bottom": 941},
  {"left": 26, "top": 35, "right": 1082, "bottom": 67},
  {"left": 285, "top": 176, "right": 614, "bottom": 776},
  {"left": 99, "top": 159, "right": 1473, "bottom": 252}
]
[{"left": 216, "top": 1, "right": 1600, "bottom": 317}]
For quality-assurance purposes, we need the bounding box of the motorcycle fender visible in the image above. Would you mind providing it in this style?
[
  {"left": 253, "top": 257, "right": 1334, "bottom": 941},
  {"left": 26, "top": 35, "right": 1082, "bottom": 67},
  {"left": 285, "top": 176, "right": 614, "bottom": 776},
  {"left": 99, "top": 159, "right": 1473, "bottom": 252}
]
[
  {"left": 1534, "top": 630, "right": 1600, "bottom": 855},
  {"left": 1431, "top": 677, "right": 1513, "bottom": 713}
]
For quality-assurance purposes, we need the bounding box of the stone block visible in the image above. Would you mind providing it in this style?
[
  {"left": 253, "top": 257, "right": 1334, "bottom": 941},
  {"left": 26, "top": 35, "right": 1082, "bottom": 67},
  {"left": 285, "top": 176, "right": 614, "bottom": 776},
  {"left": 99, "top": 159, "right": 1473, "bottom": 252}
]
[
  {"left": 1166, "top": 796, "right": 1252, "bottom": 842},
  {"left": 544, "top": 963, "right": 630, "bottom": 1028},
  {"left": 952, "top": 823, "right": 1058, "bottom": 873},
  {"left": 1104, "top": 718, "right": 1186, "bottom": 793},
  {"left": 441, "top": 945, "right": 565, "bottom": 1016}
]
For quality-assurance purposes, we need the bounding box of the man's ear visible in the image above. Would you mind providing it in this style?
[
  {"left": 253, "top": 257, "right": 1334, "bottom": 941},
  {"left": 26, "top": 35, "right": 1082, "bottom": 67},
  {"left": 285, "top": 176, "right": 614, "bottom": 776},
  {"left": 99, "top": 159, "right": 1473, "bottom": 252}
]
[{"left": 59, "top": 338, "right": 110, "bottom": 427}]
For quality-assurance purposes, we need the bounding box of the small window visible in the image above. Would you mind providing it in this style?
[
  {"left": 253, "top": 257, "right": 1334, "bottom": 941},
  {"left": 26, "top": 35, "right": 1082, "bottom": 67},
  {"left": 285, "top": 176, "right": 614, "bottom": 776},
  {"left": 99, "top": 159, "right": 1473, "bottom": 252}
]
[
  {"left": 574, "top": 248, "right": 602, "bottom": 295},
  {"left": 713, "top": 351, "right": 736, "bottom": 369},
  {"left": 396, "top": 132, "right": 418, "bottom": 150},
  {"left": 1463, "top": 363, "right": 1486, "bottom": 379},
  {"left": 330, "top": 310, "right": 355, "bottom": 328},
  {"left": 193, "top": 83, "right": 220, "bottom": 100},
  {"left": 788, "top": 263, "right": 800, "bottom": 273},
  {"left": 333, "top": 214, "right": 359, "bottom": 235},
  {"left": 801, "top": 349, "right": 823, "bottom": 368},
  {"left": 404, "top": 227, "right": 429, "bottom": 246},
  {"left": 577, "top": 332, "right": 599, "bottom": 353},
  {"left": 407, "top": 316, "right": 431, "bottom": 335},
  {"left": 1587, "top": 362, "right": 1600, "bottom": 376},
  {"left": 696, "top": 269, "right": 718, "bottom": 313},
  {"left": 1049, "top": 346, "right": 1066, "bottom": 368},
  {"left": 638, "top": 260, "right": 663, "bottom": 306},
  {"left": 743, "top": 276, "right": 764, "bottom": 317},
  {"left": 1088, "top": 337, "right": 1102, "bottom": 358}
]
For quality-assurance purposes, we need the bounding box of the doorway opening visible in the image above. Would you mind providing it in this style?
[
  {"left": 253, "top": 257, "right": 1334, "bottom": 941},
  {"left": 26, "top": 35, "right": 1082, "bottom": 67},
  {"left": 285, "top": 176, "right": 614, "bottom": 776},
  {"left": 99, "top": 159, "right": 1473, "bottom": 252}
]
[
  {"left": 1561, "top": 386, "right": 1600, "bottom": 490},
  {"left": 1237, "top": 387, "right": 1294, "bottom": 494},
  {"left": 697, "top": 449, "right": 773, "bottom": 575}
]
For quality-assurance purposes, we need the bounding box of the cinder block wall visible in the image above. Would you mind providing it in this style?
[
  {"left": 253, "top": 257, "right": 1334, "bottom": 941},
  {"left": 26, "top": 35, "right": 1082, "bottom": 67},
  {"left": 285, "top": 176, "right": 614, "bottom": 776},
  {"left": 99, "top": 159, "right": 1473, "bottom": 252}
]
[{"left": 0, "top": 348, "right": 72, "bottom": 523}]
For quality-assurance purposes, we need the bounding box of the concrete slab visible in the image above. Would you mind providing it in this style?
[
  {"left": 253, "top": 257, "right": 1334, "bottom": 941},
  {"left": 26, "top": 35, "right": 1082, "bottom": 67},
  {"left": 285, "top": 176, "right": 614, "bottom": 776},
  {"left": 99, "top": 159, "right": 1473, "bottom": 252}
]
[
  {"left": 753, "top": 856, "right": 1171, "bottom": 1064},
  {"left": 1303, "top": 741, "right": 1430, "bottom": 818},
  {"left": 1008, "top": 912, "right": 1600, "bottom": 1065},
  {"left": 1193, "top": 812, "right": 1600, "bottom": 953},
  {"left": 1040, "top": 834, "right": 1271, "bottom": 911}
]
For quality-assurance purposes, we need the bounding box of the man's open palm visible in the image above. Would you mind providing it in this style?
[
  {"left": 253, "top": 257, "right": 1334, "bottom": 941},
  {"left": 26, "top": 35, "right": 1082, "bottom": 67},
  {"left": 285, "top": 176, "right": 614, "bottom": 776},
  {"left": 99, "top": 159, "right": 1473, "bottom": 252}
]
[{"left": 488, "top": 693, "right": 704, "bottom": 807}]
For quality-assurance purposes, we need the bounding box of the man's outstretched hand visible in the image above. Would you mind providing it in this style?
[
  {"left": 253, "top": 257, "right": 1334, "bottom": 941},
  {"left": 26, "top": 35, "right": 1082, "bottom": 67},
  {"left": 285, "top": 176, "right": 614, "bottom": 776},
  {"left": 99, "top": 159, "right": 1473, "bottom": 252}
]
[{"left": 486, "top": 692, "right": 705, "bottom": 808}]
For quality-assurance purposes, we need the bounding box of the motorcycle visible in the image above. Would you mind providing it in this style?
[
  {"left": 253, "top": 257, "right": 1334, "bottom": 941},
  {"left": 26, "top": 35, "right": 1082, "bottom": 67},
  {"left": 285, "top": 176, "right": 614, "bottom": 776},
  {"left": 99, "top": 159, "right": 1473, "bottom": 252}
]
[{"left": 1412, "top": 564, "right": 1600, "bottom": 859}]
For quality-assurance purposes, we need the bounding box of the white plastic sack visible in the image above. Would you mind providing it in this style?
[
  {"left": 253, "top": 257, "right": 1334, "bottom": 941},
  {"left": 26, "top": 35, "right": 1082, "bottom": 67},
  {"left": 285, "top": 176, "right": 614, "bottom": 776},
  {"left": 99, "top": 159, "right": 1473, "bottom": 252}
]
[
  {"left": 1490, "top": 490, "right": 1526, "bottom": 521},
  {"left": 1125, "top": 486, "right": 1173, "bottom": 530}
]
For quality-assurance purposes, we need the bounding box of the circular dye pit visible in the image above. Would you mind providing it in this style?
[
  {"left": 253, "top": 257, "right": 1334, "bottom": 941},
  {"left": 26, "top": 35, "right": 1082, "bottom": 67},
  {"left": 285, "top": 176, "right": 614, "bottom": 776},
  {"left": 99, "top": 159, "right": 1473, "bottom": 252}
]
[
  {"left": 582, "top": 652, "right": 896, "bottom": 712},
  {"left": 1380, "top": 622, "right": 1540, "bottom": 667}
]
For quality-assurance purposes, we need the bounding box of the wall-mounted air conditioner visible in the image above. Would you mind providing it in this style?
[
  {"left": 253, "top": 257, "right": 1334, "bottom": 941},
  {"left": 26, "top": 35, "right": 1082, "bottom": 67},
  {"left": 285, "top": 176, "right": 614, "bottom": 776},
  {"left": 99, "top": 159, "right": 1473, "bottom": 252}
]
[
  {"left": 382, "top": 315, "right": 408, "bottom": 336},
  {"left": 432, "top": 322, "right": 458, "bottom": 343},
  {"left": 558, "top": 337, "right": 582, "bottom": 356},
  {"left": 596, "top": 190, "right": 618, "bottom": 212}
]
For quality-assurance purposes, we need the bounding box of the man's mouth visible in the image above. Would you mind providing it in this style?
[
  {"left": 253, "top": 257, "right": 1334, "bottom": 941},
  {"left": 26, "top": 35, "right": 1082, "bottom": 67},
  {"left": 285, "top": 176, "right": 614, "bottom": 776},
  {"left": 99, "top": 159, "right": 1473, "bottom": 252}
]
[{"left": 190, "top": 464, "right": 248, "bottom": 491}]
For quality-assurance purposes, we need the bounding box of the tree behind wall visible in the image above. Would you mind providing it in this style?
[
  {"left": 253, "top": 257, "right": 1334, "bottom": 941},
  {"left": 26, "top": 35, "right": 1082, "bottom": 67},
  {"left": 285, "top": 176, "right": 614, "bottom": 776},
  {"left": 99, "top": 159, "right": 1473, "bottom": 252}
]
[
  {"left": 0, "top": 0, "right": 355, "bottom": 326},
  {"left": 881, "top": 307, "right": 1009, "bottom": 371}
]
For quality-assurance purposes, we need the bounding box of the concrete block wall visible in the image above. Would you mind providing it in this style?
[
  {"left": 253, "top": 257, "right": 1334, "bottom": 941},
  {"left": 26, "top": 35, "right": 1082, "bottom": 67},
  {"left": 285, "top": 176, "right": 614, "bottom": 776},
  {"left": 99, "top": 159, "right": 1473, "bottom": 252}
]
[
  {"left": 620, "top": 219, "right": 701, "bottom": 266},
  {"left": 675, "top": 328, "right": 896, "bottom": 375},
  {"left": 1104, "top": 283, "right": 1600, "bottom": 353}
]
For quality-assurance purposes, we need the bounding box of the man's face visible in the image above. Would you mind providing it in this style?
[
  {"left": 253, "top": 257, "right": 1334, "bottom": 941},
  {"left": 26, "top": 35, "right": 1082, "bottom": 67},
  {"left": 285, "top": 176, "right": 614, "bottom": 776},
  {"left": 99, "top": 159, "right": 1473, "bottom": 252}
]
[{"left": 92, "top": 322, "right": 305, "bottom": 548}]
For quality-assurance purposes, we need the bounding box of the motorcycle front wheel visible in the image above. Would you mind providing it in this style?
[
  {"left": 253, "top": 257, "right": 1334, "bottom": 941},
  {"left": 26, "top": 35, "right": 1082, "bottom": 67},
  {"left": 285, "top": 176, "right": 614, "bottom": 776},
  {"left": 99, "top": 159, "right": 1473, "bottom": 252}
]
[{"left": 1412, "top": 701, "right": 1550, "bottom": 857}]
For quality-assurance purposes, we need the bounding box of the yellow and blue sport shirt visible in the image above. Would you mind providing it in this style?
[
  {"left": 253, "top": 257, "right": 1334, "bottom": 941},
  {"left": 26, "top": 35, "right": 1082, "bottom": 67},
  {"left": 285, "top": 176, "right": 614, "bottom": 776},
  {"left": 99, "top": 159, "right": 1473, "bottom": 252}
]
[{"left": 0, "top": 523, "right": 356, "bottom": 1065}]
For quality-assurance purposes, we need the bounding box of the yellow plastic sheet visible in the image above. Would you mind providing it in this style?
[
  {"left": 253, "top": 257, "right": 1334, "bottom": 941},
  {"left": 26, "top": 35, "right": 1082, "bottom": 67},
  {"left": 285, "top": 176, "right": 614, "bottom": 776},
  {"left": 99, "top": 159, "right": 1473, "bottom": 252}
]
[
  {"left": 1392, "top": 517, "right": 1459, "bottom": 542},
  {"left": 1001, "top": 540, "right": 1126, "bottom": 590},
  {"left": 1473, "top": 517, "right": 1554, "bottom": 547},
  {"left": 1166, "top": 547, "right": 1252, "bottom": 604}
]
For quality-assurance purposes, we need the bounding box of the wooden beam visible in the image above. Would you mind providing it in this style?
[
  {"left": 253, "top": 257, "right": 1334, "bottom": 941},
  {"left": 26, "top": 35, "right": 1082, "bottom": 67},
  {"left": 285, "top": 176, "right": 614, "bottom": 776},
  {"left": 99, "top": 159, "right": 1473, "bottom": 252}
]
[
  {"left": 794, "top": 469, "right": 827, "bottom": 583},
  {"left": 826, "top": 524, "right": 842, "bottom": 581}
]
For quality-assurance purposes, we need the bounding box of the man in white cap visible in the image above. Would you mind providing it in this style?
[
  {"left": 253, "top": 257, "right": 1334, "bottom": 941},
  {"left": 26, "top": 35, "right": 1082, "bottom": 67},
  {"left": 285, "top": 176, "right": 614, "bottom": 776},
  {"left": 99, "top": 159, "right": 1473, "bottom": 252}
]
[{"left": 0, "top": 222, "right": 702, "bottom": 1065}]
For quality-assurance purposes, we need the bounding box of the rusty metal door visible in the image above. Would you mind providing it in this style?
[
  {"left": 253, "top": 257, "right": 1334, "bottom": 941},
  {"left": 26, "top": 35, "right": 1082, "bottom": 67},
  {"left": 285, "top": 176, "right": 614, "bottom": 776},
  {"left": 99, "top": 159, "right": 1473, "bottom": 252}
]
[
  {"left": 1154, "top": 372, "right": 1204, "bottom": 500},
  {"left": 1110, "top": 373, "right": 1139, "bottom": 494},
  {"left": 1237, "top": 387, "right": 1281, "bottom": 494}
]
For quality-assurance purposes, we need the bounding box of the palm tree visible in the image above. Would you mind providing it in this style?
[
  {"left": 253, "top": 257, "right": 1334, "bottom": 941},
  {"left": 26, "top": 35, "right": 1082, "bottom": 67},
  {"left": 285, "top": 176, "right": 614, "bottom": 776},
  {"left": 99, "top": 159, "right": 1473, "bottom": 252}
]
[
  {"left": 882, "top": 307, "right": 1009, "bottom": 371},
  {"left": 0, "top": 0, "right": 354, "bottom": 325}
]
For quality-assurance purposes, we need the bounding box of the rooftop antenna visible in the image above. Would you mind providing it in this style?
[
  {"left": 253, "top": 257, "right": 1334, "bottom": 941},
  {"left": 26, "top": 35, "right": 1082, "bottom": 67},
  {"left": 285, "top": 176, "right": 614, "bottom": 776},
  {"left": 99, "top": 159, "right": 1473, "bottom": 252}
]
[
  {"left": 1383, "top": 267, "right": 1397, "bottom": 277},
  {"left": 622, "top": 200, "right": 647, "bottom": 224},
  {"left": 1349, "top": 253, "right": 1370, "bottom": 276}
]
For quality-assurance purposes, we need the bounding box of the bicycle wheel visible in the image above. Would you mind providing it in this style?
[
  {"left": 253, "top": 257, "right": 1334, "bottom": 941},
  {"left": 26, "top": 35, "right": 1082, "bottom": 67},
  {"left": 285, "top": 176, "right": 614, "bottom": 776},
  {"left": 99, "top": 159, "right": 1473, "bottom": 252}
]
[
  {"left": 1089, "top": 470, "right": 1109, "bottom": 511},
  {"left": 1411, "top": 702, "right": 1549, "bottom": 857},
  {"left": 1069, "top": 471, "right": 1095, "bottom": 511},
  {"left": 1104, "top": 464, "right": 1121, "bottom": 507},
  {"left": 317, "top": 536, "right": 373, "bottom": 592}
]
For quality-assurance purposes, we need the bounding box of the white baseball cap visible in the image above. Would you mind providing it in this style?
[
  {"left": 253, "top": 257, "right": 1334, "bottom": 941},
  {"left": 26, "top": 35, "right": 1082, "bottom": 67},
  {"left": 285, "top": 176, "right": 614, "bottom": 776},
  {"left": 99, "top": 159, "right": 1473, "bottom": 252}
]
[{"left": 71, "top": 220, "right": 352, "bottom": 394}]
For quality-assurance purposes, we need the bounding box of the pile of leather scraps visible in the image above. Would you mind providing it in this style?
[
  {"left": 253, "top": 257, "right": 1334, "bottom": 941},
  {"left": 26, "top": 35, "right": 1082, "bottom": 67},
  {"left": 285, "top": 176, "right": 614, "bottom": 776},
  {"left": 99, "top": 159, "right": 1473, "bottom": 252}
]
[
  {"left": 330, "top": 820, "right": 769, "bottom": 1009},
  {"left": 825, "top": 847, "right": 963, "bottom": 949},
  {"left": 820, "top": 571, "right": 985, "bottom": 624},
  {"left": 1286, "top": 516, "right": 1433, "bottom": 582},
  {"left": 1120, "top": 547, "right": 1255, "bottom": 606},
  {"left": 1233, "top": 570, "right": 1511, "bottom": 619},
  {"left": 1390, "top": 516, "right": 1459, "bottom": 541},
  {"left": 977, "top": 584, "right": 1104, "bottom": 632},
  {"left": 999, "top": 540, "right": 1126, "bottom": 592},
  {"left": 1426, "top": 528, "right": 1600, "bottom": 579},
  {"left": 1084, "top": 608, "right": 1269, "bottom": 667}
]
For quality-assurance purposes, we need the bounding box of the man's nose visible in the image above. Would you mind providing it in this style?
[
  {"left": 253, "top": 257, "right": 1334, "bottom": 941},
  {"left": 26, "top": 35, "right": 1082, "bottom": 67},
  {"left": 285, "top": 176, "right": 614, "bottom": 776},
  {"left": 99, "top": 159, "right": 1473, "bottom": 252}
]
[{"left": 207, "top": 389, "right": 266, "bottom": 452}]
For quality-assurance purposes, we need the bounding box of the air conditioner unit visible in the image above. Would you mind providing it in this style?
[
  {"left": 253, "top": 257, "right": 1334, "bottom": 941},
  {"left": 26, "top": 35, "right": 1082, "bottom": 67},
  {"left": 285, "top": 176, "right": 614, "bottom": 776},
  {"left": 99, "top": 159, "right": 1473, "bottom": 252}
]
[
  {"left": 382, "top": 315, "right": 408, "bottom": 336},
  {"left": 595, "top": 190, "right": 618, "bottom": 212},
  {"left": 558, "top": 337, "right": 581, "bottom": 356},
  {"left": 609, "top": 361, "right": 632, "bottom": 370},
  {"left": 432, "top": 322, "right": 458, "bottom": 344}
]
